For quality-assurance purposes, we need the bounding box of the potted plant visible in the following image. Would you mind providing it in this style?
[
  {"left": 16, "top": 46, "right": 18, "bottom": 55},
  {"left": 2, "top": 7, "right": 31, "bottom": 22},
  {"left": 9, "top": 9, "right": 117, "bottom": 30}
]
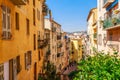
[
  {"left": 112, "top": 18, "right": 117, "bottom": 25},
  {"left": 114, "top": 9, "right": 120, "bottom": 14}
]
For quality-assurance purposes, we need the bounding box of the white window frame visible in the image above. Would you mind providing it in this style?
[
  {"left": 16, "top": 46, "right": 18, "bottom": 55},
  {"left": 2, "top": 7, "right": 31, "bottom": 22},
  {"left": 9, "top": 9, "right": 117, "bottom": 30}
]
[
  {"left": 25, "top": 51, "right": 32, "bottom": 70},
  {"left": 2, "top": 5, "right": 11, "bottom": 39}
]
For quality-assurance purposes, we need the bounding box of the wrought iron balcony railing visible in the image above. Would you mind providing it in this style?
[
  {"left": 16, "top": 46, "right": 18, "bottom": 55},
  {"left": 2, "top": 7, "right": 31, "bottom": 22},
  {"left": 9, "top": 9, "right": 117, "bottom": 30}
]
[
  {"left": 57, "top": 35, "right": 61, "bottom": 40},
  {"left": 103, "top": 12, "right": 120, "bottom": 29},
  {"left": 38, "top": 38, "right": 49, "bottom": 49},
  {"left": 42, "top": 3, "right": 48, "bottom": 16},
  {"left": 52, "top": 27, "right": 56, "bottom": 32}
]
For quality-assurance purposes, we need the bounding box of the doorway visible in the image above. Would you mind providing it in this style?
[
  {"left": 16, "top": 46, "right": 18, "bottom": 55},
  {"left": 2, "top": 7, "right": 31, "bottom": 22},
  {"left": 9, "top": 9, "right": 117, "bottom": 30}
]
[
  {"left": 34, "top": 62, "right": 37, "bottom": 80},
  {"left": 9, "top": 59, "right": 17, "bottom": 80}
]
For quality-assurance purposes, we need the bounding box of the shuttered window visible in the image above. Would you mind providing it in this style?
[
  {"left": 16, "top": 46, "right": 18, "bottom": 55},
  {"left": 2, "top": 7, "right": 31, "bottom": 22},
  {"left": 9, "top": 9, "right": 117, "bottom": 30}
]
[
  {"left": 33, "top": 9, "right": 36, "bottom": 25},
  {"left": 37, "top": 9, "right": 40, "bottom": 21},
  {"left": 26, "top": 18, "right": 30, "bottom": 35},
  {"left": 0, "top": 64, "right": 4, "bottom": 80},
  {"left": 34, "top": 34, "right": 36, "bottom": 50},
  {"left": 1, "top": 5, "right": 11, "bottom": 39},
  {"left": 38, "top": 51, "right": 41, "bottom": 61},
  {"left": 16, "top": 12, "right": 19, "bottom": 30},
  {"left": 16, "top": 56, "right": 21, "bottom": 74},
  {"left": 25, "top": 51, "right": 32, "bottom": 70},
  {"left": 33, "top": 0, "right": 35, "bottom": 7}
]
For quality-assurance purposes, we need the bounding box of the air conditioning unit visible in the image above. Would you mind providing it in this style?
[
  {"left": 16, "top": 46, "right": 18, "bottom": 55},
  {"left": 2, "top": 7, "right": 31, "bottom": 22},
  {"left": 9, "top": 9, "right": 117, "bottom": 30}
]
[{"left": 10, "top": 0, "right": 27, "bottom": 5}]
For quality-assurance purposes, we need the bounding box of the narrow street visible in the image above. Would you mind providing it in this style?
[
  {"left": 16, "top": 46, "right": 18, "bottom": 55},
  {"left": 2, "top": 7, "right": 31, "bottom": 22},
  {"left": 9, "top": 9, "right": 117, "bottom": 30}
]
[
  {"left": 58, "top": 63, "right": 78, "bottom": 80},
  {"left": 62, "top": 63, "right": 77, "bottom": 75}
]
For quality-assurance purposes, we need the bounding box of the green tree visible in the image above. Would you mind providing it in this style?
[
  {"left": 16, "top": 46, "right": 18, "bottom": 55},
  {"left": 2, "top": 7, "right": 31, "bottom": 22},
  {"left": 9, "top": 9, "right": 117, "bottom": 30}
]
[
  {"left": 38, "top": 62, "right": 60, "bottom": 80},
  {"left": 69, "top": 53, "right": 120, "bottom": 80}
]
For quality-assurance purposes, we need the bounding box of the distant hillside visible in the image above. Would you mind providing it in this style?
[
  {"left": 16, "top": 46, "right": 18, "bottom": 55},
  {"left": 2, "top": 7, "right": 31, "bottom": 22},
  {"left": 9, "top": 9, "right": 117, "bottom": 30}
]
[{"left": 66, "top": 31, "right": 87, "bottom": 34}]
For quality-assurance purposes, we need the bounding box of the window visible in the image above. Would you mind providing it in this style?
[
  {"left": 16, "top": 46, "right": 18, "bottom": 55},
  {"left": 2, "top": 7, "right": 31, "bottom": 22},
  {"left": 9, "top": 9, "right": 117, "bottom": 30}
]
[
  {"left": 38, "top": 31, "right": 41, "bottom": 48},
  {"left": 38, "top": 51, "right": 41, "bottom": 61},
  {"left": 33, "top": 9, "right": 36, "bottom": 25},
  {"left": 0, "top": 64, "right": 4, "bottom": 80},
  {"left": 41, "top": 51, "right": 43, "bottom": 57},
  {"left": 52, "top": 54, "right": 54, "bottom": 60},
  {"left": 98, "top": 34, "right": 102, "bottom": 45},
  {"left": 16, "top": 12, "right": 19, "bottom": 30},
  {"left": 46, "top": 33, "right": 50, "bottom": 39},
  {"left": 25, "top": 51, "right": 32, "bottom": 70},
  {"left": 1, "top": 5, "right": 11, "bottom": 39},
  {"left": 33, "top": 0, "right": 35, "bottom": 7},
  {"left": 26, "top": 19, "right": 30, "bottom": 35},
  {"left": 34, "top": 34, "right": 36, "bottom": 50},
  {"left": 16, "top": 56, "right": 21, "bottom": 74},
  {"left": 37, "top": 9, "right": 40, "bottom": 21},
  {"left": 38, "top": 31, "right": 40, "bottom": 39},
  {"left": 109, "top": 33, "right": 113, "bottom": 41}
]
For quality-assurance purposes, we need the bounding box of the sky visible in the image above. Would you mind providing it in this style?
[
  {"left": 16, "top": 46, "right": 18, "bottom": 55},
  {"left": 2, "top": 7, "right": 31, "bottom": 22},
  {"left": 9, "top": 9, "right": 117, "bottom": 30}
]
[{"left": 46, "top": 0, "right": 97, "bottom": 32}]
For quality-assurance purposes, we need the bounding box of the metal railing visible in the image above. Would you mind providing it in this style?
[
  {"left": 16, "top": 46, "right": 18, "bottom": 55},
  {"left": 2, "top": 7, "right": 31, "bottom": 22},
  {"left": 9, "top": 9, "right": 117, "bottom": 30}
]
[{"left": 103, "top": 12, "right": 120, "bottom": 29}]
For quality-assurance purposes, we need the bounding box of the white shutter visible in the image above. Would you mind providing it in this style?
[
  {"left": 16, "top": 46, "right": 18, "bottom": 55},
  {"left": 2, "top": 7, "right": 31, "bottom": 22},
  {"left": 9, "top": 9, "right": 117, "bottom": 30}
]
[
  {"left": 2, "top": 5, "right": 11, "bottom": 39},
  {"left": 2, "top": 5, "right": 7, "bottom": 39},
  {"left": 7, "top": 8, "right": 11, "bottom": 39}
]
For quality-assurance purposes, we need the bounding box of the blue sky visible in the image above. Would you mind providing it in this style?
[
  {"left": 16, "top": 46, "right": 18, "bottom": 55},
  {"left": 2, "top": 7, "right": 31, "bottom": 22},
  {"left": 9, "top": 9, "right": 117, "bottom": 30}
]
[{"left": 46, "top": 0, "right": 97, "bottom": 32}]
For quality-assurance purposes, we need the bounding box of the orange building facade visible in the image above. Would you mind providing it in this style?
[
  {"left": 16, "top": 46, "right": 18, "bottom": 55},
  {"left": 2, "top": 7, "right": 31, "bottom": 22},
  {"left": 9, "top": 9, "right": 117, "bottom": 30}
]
[{"left": 0, "top": 0, "right": 47, "bottom": 80}]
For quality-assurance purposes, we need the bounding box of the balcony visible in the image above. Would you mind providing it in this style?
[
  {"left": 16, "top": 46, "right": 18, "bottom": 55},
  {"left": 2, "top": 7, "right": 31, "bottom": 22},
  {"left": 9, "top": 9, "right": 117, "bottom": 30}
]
[
  {"left": 2, "top": 31, "right": 12, "bottom": 40},
  {"left": 93, "top": 33, "right": 97, "bottom": 40},
  {"left": 45, "top": 50, "right": 51, "bottom": 59},
  {"left": 103, "top": 12, "right": 120, "bottom": 30},
  {"left": 57, "top": 53, "right": 61, "bottom": 57},
  {"left": 52, "top": 27, "right": 56, "bottom": 32},
  {"left": 38, "top": 38, "right": 48, "bottom": 49},
  {"left": 57, "top": 43, "right": 62, "bottom": 48},
  {"left": 46, "top": 50, "right": 51, "bottom": 55},
  {"left": 10, "top": 0, "right": 27, "bottom": 5},
  {"left": 57, "top": 35, "right": 61, "bottom": 40},
  {"left": 103, "top": 0, "right": 115, "bottom": 8},
  {"left": 42, "top": 3, "right": 48, "bottom": 16}
]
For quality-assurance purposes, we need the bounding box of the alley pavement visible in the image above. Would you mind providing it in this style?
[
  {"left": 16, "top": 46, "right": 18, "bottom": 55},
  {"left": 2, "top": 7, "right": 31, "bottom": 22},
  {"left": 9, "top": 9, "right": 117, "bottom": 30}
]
[{"left": 62, "top": 63, "right": 77, "bottom": 75}]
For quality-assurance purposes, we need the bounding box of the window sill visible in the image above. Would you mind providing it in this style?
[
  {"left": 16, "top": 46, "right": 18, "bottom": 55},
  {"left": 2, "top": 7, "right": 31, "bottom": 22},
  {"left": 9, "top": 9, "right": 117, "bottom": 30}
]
[
  {"left": 1, "top": 37, "right": 13, "bottom": 40},
  {"left": 26, "top": 65, "right": 31, "bottom": 70}
]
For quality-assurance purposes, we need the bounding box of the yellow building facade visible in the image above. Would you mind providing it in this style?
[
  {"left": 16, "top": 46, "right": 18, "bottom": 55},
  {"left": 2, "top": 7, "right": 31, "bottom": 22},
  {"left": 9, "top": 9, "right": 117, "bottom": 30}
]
[
  {"left": 87, "top": 8, "right": 97, "bottom": 54},
  {"left": 0, "top": 0, "right": 47, "bottom": 80},
  {"left": 70, "top": 39, "right": 82, "bottom": 63}
]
